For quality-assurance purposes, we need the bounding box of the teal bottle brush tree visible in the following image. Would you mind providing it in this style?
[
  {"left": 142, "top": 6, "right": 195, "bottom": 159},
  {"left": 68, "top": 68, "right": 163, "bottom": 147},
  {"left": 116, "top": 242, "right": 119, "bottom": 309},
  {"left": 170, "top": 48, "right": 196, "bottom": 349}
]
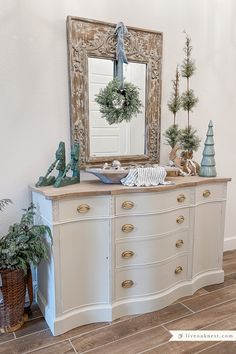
[{"left": 199, "top": 120, "right": 217, "bottom": 177}]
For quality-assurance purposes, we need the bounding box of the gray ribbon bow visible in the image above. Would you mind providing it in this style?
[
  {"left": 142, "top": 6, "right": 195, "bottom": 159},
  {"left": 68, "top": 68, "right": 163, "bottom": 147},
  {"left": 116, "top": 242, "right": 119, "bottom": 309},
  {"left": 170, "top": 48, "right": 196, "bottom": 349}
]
[{"left": 114, "top": 22, "right": 128, "bottom": 89}]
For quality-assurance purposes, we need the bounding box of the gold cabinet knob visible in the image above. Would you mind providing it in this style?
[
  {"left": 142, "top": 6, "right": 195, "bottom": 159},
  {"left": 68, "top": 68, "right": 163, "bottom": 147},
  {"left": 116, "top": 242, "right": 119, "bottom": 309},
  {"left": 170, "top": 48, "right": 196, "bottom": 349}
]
[
  {"left": 77, "top": 204, "right": 90, "bottom": 213},
  {"left": 176, "top": 215, "right": 185, "bottom": 224},
  {"left": 177, "top": 194, "right": 186, "bottom": 203},
  {"left": 121, "top": 280, "right": 134, "bottom": 288},
  {"left": 203, "top": 190, "right": 211, "bottom": 198},
  {"left": 175, "top": 239, "right": 184, "bottom": 248},
  {"left": 175, "top": 266, "right": 183, "bottom": 274},
  {"left": 121, "top": 250, "right": 135, "bottom": 259},
  {"left": 122, "top": 201, "right": 134, "bottom": 210},
  {"left": 121, "top": 224, "right": 134, "bottom": 233}
]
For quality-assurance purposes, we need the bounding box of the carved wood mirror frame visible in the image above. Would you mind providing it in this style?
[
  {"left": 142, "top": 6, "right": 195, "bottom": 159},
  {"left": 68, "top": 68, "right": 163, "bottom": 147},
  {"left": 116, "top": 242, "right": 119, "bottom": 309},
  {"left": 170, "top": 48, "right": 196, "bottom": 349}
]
[{"left": 67, "top": 16, "right": 163, "bottom": 168}]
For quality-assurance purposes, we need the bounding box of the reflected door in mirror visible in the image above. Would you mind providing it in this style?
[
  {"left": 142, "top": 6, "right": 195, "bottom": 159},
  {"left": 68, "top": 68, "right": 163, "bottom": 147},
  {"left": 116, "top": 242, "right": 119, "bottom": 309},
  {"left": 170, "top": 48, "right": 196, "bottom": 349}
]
[{"left": 88, "top": 58, "right": 146, "bottom": 157}]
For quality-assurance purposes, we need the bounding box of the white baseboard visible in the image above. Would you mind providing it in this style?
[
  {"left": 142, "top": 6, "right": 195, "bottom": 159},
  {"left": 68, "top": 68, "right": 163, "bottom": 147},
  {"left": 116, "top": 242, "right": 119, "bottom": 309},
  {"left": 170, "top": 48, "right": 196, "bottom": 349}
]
[{"left": 224, "top": 236, "right": 236, "bottom": 251}]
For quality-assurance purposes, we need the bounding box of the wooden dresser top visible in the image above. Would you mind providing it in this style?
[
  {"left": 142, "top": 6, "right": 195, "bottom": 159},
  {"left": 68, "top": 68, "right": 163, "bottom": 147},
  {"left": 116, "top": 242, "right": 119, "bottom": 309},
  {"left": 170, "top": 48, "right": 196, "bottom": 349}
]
[{"left": 31, "top": 176, "right": 231, "bottom": 200}]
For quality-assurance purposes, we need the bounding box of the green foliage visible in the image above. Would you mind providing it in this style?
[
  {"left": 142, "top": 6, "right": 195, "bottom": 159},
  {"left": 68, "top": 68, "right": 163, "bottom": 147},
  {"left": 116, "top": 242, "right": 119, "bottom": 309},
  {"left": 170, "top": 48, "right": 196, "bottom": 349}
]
[
  {"left": 167, "top": 66, "right": 181, "bottom": 122},
  {"left": 95, "top": 78, "right": 142, "bottom": 125},
  {"left": 0, "top": 203, "right": 52, "bottom": 273},
  {"left": 164, "top": 124, "right": 181, "bottom": 149},
  {"left": 179, "top": 126, "right": 201, "bottom": 152},
  {"left": 0, "top": 199, "right": 12, "bottom": 212},
  {"left": 181, "top": 32, "right": 196, "bottom": 78},
  {"left": 181, "top": 89, "right": 199, "bottom": 112}
]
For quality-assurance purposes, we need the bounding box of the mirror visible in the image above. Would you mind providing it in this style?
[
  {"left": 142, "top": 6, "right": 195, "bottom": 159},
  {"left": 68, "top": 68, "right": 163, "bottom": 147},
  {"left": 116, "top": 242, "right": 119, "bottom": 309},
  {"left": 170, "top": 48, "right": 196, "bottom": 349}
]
[
  {"left": 88, "top": 58, "right": 146, "bottom": 157},
  {"left": 67, "top": 16, "right": 163, "bottom": 168}
]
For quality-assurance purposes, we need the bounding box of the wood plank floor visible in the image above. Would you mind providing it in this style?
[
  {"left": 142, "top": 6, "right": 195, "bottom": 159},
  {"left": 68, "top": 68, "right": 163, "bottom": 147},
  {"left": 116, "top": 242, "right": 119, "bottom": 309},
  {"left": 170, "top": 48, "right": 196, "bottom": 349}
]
[{"left": 1, "top": 250, "right": 236, "bottom": 354}]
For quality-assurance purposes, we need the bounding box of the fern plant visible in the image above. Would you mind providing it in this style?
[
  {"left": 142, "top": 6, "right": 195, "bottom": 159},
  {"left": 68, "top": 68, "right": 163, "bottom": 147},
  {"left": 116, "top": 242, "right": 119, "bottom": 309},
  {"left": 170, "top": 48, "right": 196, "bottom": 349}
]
[{"left": 0, "top": 203, "right": 52, "bottom": 273}]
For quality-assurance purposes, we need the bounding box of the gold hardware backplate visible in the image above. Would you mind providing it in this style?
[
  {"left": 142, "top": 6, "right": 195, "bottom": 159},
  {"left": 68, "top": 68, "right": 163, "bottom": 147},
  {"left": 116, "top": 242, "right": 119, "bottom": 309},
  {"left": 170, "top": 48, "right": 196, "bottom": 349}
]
[
  {"left": 203, "top": 190, "right": 211, "bottom": 198},
  {"left": 121, "top": 280, "right": 134, "bottom": 288},
  {"left": 175, "top": 239, "right": 184, "bottom": 248},
  {"left": 175, "top": 266, "right": 183, "bottom": 274},
  {"left": 177, "top": 194, "right": 186, "bottom": 203},
  {"left": 77, "top": 204, "right": 90, "bottom": 213},
  {"left": 122, "top": 201, "right": 134, "bottom": 210},
  {"left": 121, "top": 224, "right": 134, "bottom": 233},
  {"left": 121, "top": 250, "right": 135, "bottom": 259},
  {"left": 176, "top": 216, "right": 185, "bottom": 224}
]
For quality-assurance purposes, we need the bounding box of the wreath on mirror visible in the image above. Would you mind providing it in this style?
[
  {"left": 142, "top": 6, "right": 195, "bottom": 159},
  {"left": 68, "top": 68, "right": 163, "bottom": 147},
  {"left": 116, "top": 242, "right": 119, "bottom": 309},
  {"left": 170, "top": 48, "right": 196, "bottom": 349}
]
[{"left": 95, "top": 78, "right": 142, "bottom": 125}]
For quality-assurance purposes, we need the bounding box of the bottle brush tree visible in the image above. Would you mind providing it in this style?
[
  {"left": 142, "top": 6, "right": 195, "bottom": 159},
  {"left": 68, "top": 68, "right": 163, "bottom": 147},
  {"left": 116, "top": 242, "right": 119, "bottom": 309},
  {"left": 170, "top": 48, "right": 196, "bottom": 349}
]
[
  {"left": 179, "top": 31, "right": 200, "bottom": 155},
  {"left": 164, "top": 66, "right": 181, "bottom": 148}
]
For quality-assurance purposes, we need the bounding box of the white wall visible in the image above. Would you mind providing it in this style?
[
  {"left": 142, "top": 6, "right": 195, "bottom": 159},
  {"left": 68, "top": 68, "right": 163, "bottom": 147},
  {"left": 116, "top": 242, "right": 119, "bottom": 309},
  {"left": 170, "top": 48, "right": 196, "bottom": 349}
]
[{"left": 0, "top": 0, "right": 236, "bottom": 246}]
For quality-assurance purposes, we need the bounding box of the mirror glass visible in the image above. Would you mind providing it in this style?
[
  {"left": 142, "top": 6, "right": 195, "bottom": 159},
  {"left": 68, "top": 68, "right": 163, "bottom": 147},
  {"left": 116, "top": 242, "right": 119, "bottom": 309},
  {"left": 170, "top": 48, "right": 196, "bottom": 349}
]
[
  {"left": 67, "top": 16, "right": 163, "bottom": 168},
  {"left": 88, "top": 58, "right": 146, "bottom": 157}
]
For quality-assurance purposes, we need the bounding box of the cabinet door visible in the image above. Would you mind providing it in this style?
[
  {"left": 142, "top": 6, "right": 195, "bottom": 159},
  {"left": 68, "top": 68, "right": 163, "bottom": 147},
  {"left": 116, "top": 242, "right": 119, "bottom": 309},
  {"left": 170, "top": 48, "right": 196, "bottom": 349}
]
[
  {"left": 193, "top": 202, "right": 223, "bottom": 277},
  {"left": 59, "top": 219, "right": 110, "bottom": 313}
]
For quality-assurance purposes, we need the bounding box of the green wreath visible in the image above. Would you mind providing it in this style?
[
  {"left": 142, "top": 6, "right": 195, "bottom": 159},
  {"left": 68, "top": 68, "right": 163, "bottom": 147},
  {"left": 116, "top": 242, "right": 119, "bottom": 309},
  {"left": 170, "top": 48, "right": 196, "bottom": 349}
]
[{"left": 95, "top": 78, "right": 142, "bottom": 125}]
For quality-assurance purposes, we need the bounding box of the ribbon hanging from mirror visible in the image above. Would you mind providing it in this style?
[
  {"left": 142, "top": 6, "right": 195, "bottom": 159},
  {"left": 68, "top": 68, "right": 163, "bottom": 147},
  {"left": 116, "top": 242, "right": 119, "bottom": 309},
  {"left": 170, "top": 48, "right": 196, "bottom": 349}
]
[{"left": 114, "top": 22, "right": 128, "bottom": 90}]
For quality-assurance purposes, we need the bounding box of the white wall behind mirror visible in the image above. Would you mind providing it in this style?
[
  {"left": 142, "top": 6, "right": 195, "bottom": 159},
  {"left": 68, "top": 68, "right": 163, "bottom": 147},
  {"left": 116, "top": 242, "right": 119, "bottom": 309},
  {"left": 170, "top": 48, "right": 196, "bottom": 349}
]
[{"left": 88, "top": 58, "right": 146, "bottom": 158}]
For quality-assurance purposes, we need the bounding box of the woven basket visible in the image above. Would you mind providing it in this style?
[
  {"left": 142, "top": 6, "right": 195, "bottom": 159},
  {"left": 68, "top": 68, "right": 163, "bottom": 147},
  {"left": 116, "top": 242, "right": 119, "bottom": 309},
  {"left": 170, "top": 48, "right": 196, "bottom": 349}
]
[{"left": 0, "top": 268, "right": 26, "bottom": 333}]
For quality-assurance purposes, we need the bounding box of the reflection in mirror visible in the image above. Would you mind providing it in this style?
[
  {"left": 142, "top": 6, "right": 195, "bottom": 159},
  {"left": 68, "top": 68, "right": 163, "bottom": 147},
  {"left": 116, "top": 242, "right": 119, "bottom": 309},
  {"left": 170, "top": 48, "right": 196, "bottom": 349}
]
[{"left": 88, "top": 58, "right": 146, "bottom": 157}]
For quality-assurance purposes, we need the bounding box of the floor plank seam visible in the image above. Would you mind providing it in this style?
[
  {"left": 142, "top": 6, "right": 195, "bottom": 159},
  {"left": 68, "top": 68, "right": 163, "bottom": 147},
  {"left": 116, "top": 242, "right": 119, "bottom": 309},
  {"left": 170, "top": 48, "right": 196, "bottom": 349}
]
[
  {"left": 68, "top": 338, "right": 78, "bottom": 354},
  {"left": 67, "top": 323, "right": 110, "bottom": 341},
  {"left": 0, "top": 337, "right": 17, "bottom": 346},
  {"left": 22, "top": 338, "right": 73, "bottom": 354},
  {"left": 161, "top": 310, "right": 194, "bottom": 326},
  {"left": 26, "top": 315, "right": 44, "bottom": 323},
  {"left": 137, "top": 339, "right": 171, "bottom": 354},
  {"left": 192, "top": 296, "right": 236, "bottom": 314},
  {"left": 194, "top": 341, "right": 221, "bottom": 354},
  {"left": 200, "top": 312, "right": 236, "bottom": 330},
  {"left": 11, "top": 328, "right": 48, "bottom": 342},
  {"left": 179, "top": 302, "right": 195, "bottom": 313},
  {"left": 67, "top": 316, "right": 140, "bottom": 342},
  {"left": 80, "top": 323, "right": 165, "bottom": 354}
]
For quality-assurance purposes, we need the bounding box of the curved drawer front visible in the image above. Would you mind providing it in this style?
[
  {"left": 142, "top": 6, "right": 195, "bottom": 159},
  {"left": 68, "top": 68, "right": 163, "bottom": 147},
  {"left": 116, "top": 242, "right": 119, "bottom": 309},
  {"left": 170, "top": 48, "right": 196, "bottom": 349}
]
[
  {"left": 115, "top": 208, "right": 190, "bottom": 239},
  {"left": 115, "top": 189, "right": 191, "bottom": 215},
  {"left": 196, "top": 183, "right": 226, "bottom": 204},
  {"left": 115, "top": 255, "right": 188, "bottom": 300},
  {"left": 54, "top": 196, "right": 110, "bottom": 222},
  {"left": 116, "top": 229, "right": 189, "bottom": 267}
]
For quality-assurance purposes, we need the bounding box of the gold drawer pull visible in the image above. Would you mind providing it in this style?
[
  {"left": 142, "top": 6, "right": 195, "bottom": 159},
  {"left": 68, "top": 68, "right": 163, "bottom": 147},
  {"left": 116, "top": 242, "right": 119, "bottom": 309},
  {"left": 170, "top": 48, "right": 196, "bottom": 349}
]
[
  {"left": 122, "top": 224, "right": 134, "bottom": 233},
  {"left": 176, "top": 239, "right": 184, "bottom": 248},
  {"left": 177, "top": 194, "right": 186, "bottom": 203},
  {"left": 77, "top": 204, "right": 90, "bottom": 213},
  {"left": 122, "top": 250, "right": 135, "bottom": 259},
  {"left": 203, "top": 190, "right": 211, "bottom": 198},
  {"left": 176, "top": 216, "right": 185, "bottom": 224},
  {"left": 175, "top": 266, "right": 183, "bottom": 274},
  {"left": 122, "top": 201, "right": 134, "bottom": 210},
  {"left": 121, "top": 280, "right": 134, "bottom": 288}
]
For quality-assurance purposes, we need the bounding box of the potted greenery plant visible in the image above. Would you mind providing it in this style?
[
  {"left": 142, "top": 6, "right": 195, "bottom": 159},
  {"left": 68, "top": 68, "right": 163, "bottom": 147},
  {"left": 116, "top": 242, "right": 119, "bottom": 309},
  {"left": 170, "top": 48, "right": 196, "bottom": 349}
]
[{"left": 0, "top": 203, "right": 52, "bottom": 332}]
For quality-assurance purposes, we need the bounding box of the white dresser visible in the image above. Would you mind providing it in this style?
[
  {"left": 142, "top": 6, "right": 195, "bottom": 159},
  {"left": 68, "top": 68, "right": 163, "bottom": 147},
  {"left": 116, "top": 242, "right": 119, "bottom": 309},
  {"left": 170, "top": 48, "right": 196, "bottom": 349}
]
[{"left": 32, "top": 176, "right": 230, "bottom": 335}]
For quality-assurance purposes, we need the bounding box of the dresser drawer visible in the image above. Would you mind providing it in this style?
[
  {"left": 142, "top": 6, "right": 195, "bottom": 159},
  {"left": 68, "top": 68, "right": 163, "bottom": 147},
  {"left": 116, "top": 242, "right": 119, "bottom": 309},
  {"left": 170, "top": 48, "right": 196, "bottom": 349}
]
[
  {"left": 53, "top": 196, "right": 111, "bottom": 222},
  {"left": 115, "top": 208, "right": 190, "bottom": 239},
  {"left": 115, "top": 189, "right": 191, "bottom": 215},
  {"left": 115, "top": 255, "right": 188, "bottom": 300},
  {"left": 116, "top": 229, "right": 189, "bottom": 267},
  {"left": 195, "top": 183, "right": 226, "bottom": 204}
]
